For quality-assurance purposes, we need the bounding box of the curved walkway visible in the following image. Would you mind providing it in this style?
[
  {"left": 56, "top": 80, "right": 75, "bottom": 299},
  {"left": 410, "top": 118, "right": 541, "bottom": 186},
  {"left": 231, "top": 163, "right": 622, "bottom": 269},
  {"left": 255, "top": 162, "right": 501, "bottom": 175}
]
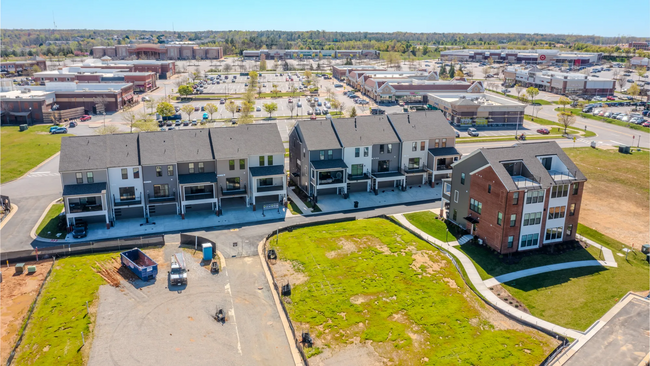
[{"left": 393, "top": 213, "right": 585, "bottom": 340}]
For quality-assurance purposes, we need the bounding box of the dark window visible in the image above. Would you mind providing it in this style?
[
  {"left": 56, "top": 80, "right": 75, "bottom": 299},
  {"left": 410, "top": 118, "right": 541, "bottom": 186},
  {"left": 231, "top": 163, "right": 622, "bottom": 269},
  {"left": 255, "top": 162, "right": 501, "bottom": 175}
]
[
  {"left": 569, "top": 203, "right": 576, "bottom": 216},
  {"left": 76, "top": 172, "right": 83, "bottom": 184},
  {"left": 363, "top": 147, "right": 369, "bottom": 157},
  {"left": 351, "top": 164, "right": 363, "bottom": 176},
  {"left": 541, "top": 157, "right": 552, "bottom": 170},
  {"left": 226, "top": 177, "right": 240, "bottom": 190},
  {"left": 452, "top": 209, "right": 457, "bottom": 221},
  {"left": 319, "top": 151, "right": 325, "bottom": 160},
  {"left": 268, "top": 155, "right": 273, "bottom": 165},
  {"left": 188, "top": 185, "right": 207, "bottom": 194},
  {"left": 259, "top": 156, "right": 265, "bottom": 166},
  {"left": 379, "top": 145, "right": 384, "bottom": 154},
  {"left": 535, "top": 212, "right": 541, "bottom": 225},
  {"left": 566, "top": 224, "right": 573, "bottom": 236},
  {"left": 378, "top": 160, "right": 389, "bottom": 172},
  {"left": 510, "top": 214, "right": 516, "bottom": 227},
  {"left": 507, "top": 236, "right": 514, "bottom": 248},
  {"left": 259, "top": 178, "right": 273, "bottom": 186},
  {"left": 153, "top": 184, "right": 169, "bottom": 198},
  {"left": 86, "top": 172, "right": 94, "bottom": 184},
  {"left": 488, "top": 184, "right": 491, "bottom": 193},
  {"left": 198, "top": 162, "right": 204, "bottom": 173},
  {"left": 189, "top": 163, "right": 195, "bottom": 174},
  {"left": 133, "top": 168, "right": 139, "bottom": 179},
  {"left": 355, "top": 148, "right": 360, "bottom": 157},
  {"left": 572, "top": 183, "right": 579, "bottom": 195},
  {"left": 121, "top": 168, "right": 128, "bottom": 179},
  {"left": 548, "top": 207, "right": 555, "bottom": 220},
  {"left": 167, "top": 166, "right": 174, "bottom": 176},
  {"left": 239, "top": 159, "right": 246, "bottom": 170},
  {"left": 497, "top": 212, "right": 503, "bottom": 226},
  {"left": 470, "top": 198, "right": 482, "bottom": 214},
  {"left": 512, "top": 192, "right": 519, "bottom": 205},
  {"left": 119, "top": 187, "right": 135, "bottom": 200},
  {"left": 327, "top": 150, "right": 333, "bottom": 159},
  {"left": 420, "top": 141, "right": 425, "bottom": 151},
  {"left": 229, "top": 160, "right": 235, "bottom": 170},
  {"left": 156, "top": 166, "right": 162, "bottom": 177},
  {"left": 412, "top": 142, "right": 417, "bottom": 151},
  {"left": 408, "top": 158, "right": 420, "bottom": 170},
  {"left": 460, "top": 173, "right": 465, "bottom": 185}
]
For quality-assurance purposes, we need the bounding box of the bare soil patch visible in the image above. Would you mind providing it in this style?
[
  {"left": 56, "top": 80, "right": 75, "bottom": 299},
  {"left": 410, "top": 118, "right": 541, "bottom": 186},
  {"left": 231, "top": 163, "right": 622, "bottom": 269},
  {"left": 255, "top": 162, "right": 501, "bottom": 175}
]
[
  {"left": 271, "top": 260, "right": 309, "bottom": 287},
  {"left": 310, "top": 342, "right": 387, "bottom": 366},
  {"left": 409, "top": 250, "right": 444, "bottom": 275},
  {"left": 0, "top": 260, "right": 53, "bottom": 364}
]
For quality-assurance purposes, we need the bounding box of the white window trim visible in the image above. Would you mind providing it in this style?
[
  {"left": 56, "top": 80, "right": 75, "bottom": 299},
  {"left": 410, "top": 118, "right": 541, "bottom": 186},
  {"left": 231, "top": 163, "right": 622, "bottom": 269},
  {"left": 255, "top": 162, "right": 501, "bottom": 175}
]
[{"left": 453, "top": 190, "right": 459, "bottom": 203}]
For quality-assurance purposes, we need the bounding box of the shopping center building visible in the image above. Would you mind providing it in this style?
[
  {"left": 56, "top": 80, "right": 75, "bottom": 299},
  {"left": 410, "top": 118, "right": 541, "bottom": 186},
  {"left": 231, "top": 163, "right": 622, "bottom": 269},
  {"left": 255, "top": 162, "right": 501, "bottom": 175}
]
[{"left": 92, "top": 43, "right": 222, "bottom": 60}]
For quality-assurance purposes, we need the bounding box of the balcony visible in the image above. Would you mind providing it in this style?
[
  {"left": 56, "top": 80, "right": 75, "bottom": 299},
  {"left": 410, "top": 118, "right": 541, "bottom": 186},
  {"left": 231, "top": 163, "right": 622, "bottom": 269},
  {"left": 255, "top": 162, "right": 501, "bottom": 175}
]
[
  {"left": 220, "top": 184, "right": 247, "bottom": 196},
  {"left": 347, "top": 172, "right": 371, "bottom": 181},
  {"left": 184, "top": 192, "right": 215, "bottom": 201},
  {"left": 113, "top": 192, "right": 142, "bottom": 207},
  {"left": 401, "top": 164, "right": 426, "bottom": 174},
  {"left": 148, "top": 192, "right": 177, "bottom": 203},
  {"left": 436, "top": 164, "right": 453, "bottom": 171},
  {"left": 69, "top": 203, "right": 104, "bottom": 213},
  {"left": 257, "top": 185, "right": 284, "bottom": 193}
]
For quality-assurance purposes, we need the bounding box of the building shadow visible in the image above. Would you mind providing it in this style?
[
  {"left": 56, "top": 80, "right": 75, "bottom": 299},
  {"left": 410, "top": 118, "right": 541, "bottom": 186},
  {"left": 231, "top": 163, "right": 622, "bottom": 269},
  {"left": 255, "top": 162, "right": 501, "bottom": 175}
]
[{"left": 504, "top": 265, "right": 608, "bottom": 292}]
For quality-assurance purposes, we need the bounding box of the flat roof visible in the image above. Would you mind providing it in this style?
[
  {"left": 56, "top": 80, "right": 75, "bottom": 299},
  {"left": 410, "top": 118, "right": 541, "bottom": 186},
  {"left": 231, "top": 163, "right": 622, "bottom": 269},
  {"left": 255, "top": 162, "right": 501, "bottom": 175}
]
[
  {"left": 0, "top": 90, "right": 53, "bottom": 99},
  {"left": 428, "top": 93, "right": 526, "bottom": 106}
]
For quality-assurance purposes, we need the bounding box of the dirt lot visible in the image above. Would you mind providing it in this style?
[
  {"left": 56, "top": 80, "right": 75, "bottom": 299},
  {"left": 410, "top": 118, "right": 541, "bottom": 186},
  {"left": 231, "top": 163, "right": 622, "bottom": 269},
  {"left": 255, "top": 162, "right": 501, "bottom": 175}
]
[{"left": 0, "top": 260, "right": 53, "bottom": 364}]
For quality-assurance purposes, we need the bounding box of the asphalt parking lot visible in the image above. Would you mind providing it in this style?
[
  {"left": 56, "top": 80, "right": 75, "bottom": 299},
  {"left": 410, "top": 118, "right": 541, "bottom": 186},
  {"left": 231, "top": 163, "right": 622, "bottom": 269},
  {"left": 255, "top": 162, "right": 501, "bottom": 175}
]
[{"left": 88, "top": 244, "right": 293, "bottom": 366}]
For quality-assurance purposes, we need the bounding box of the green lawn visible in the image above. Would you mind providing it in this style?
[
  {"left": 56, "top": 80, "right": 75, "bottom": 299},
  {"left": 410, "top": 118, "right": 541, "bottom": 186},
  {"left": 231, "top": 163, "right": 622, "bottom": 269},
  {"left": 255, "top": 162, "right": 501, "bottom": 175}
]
[
  {"left": 403, "top": 211, "right": 465, "bottom": 241},
  {"left": 272, "top": 218, "right": 557, "bottom": 365},
  {"left": 559, "top": 108, "right": 649, "bottom": 133},
  {"left": 1, "top": 125, "right": 70, "bottom": 183},
  {"left": 36, "top": 203, "right": 66, "bottom": 239},
  {"left": 13, "top": 253, "right": 117, "bottom": 366},
  {"left": 287, "top": 199, "right": 303, "bottom": 215},
  {"left": 258, "top": 92, "right": 303, "bottom": 98},
  {"left": 524, "top": 115, "right": 597, "bottom": 137},
  {"left": 457, "top": 134, "right": 560, "bottom": 144},
  {"left": 501, "top": 226, "right": 649, "bottom": 331}
]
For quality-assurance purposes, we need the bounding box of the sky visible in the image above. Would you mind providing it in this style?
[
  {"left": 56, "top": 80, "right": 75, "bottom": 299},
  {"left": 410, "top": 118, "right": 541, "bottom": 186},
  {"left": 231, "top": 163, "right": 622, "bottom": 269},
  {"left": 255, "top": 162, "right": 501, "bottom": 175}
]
[{"left": 1, "top": 0, "right": 648, "bottom": 38}]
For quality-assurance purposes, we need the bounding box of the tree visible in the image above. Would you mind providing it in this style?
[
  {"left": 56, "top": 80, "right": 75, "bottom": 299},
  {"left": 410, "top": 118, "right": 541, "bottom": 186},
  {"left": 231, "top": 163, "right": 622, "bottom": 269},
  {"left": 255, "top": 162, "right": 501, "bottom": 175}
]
[
  {"left": 239, "top": 102, "right": 254, "bottom": 124},
  {"left": 556, "top": 96, "right": 571, "bottom": 111},
  {"left": 225, "top": 100, "right": 237, "bottom": 118},
  {"left": 173, "top": 75, "right": 188, "bottom": 89},
  {"left": 287, "top": 101, "right": 296, "bottom": 119},
  {"left": 526, "top": 87, "right": 539, "bottom": 104},
  {"left": 637, "top": 67, "right": 647, "bottom": 80},
  {"left": 121, "top": 110, "right": 138, "bottom": 133},
  {"left": 157, "top": 101, "right": 175, "bottom": 119},
  {"left": 178, "top": 85, "right": 193, "bottom": 98},
  {"left": 181, "top": 105, "right": 194, "bottom": 120},
  {"left": 557, "top": 112, "right": 576, "bottom": 134},
  {"left": 243, "top": 89, "right": 256, "bottom": 105},
  {"left": 144, "top": 99, "right": 157, "bottom": 115},
  {"left": 204, "top": 103, "right": 218, "bottom": 120},
  {"left": 93, "top": 95, "right": 110, "bottom": 114},
  {"left": 617, "top": 77, "right": 627, "bottom": 91},
  {"left": 330, "top": 99, "right": 341, "bottom": 114},
  {"left": 449, "top": 63, "right": 455, "bottom": 78},
  {"left": 439, "top": 64, "right": 446, "bottom": 78},
  {"left": 249, "top": 70, "right": 259, "bottom": 87},
  {"left": 290, "top": 85, "right": 298, "bottom": 96},
  {"left": 482, "top": 66, "right": 491, "bottom": 77},
  {"left": 337, "top": 101, "right": 346, "bottom": 116},
  {"left": 259, "top": 59, "right": 267, "bottom": 71},
  {"left": 133, "top": 112, "right": 158, "bottom": 132},
  {"left": 223, "top": 63, "right": 232, "bottom": 73},
  {"left": 628, "top": 84, "right": 641, "bottom": 108},
  {"left": 263, "top": 102, "right": 278, "bottom": 119},
  {"left": 348, "top": 106, "right": 357, "bottom": 118},
  {"left": 271, "top": 84, "right": 280, "bottom": 98},
  {"left": 455, "top": 67, "right": 464, "bottom": 78},
  {"left": 304, "top": 70, "right": 312, "bottom": 79},
  {"left": 96, "top": 125, "right": 120, "bottom": 135}
]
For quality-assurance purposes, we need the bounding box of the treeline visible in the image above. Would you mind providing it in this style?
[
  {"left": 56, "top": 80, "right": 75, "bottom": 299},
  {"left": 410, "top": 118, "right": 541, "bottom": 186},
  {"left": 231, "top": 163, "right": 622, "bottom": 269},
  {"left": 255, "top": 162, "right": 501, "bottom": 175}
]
[{"left": 2, "top": 29, "right": 648, "bottom": 58}]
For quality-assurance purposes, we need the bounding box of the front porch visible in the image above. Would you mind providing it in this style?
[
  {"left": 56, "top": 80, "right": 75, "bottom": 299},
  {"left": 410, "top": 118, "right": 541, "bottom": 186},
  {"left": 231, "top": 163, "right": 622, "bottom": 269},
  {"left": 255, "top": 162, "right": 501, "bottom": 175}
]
[
  {"left": 249, "top": 165, "right": 287, "bottom": 210},
  {"left": 63, "top": 183, "right": 110, "bottom": 229},
  {"left": 179, "top": 173, "right": 218, "bottom": 217},
  {"left": 370, "top": 171, "right": 406, "bottom": 193},
  {"left": 310, "top": 159, "right": 348, "bottom": 200}
]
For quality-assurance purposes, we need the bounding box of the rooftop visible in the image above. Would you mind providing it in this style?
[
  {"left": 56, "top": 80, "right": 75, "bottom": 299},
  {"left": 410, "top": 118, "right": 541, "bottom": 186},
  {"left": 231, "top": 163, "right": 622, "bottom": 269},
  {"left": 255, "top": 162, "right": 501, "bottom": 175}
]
[
  {"left": 295, "top": 119, "right": 341, "bottom": 151},
  {"left": 332, "top": 116, "right": 399, "bottom": 147},
  {"left": 428, "top": 92, "right": 526, "bottom": 107},
  {"left": 388, "top": 112, "right": 456, "bottom": 142}
]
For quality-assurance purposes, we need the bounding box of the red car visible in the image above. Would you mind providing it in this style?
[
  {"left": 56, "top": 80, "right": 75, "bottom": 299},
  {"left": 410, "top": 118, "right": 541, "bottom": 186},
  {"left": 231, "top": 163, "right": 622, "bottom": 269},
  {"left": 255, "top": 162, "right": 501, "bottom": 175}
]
[
  {"left": 310, "top": 114, "right": 317, "bottom": 120},
  {"left": 606, "top": 96, "right": 615, "bottom": 101},
  {"left": 80, "top": 115, "right": 92, "bottom": 121},
  {"left": 537, "top": 128, "right": 550, "bottom": 134},
  {"left": 643, "top": 122, "right": 650, "bottom": 128}
]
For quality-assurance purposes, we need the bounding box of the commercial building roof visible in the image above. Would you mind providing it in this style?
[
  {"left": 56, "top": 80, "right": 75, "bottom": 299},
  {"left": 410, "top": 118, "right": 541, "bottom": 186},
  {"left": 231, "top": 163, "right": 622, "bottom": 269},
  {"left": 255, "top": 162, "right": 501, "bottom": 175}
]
[
  {"left": 295, "top": 119, "right": 341, "bottom": 151},
  {"left": 388, "top": 112, "right": 456, "bottom": 142},
  {"left": 332, "top": 116, "right": 399, "bottom": 147}
]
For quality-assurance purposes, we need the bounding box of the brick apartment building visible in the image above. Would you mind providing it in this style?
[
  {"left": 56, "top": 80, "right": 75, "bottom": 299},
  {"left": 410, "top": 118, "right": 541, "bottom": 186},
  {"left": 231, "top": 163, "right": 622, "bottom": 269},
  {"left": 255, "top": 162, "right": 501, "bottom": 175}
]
[
  {"left": 0, "top": 57, "right": 48, "bottom": 75},
  {"left": 442, "top": 141, "right": 586, "bottom": 254}
]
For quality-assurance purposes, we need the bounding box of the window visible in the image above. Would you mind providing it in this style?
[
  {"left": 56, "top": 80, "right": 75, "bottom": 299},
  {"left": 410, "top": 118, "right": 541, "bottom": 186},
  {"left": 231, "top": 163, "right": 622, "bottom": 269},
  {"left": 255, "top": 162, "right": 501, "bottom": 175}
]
[
  {"left": 535, "top": 212, "right": 542, "bottom": 225},
  {"left": 408, "top": 158, "right": 420, "bottom": 170},
  {"left": 545, "top": 227, "right": 563, "bottom": 241},
  {"left": 378, "top": 145, "right": 384, "bottom": 154},
  {"left": 387, "top": 144, "right": 392, "bottom": 153},
  {"left": 526, "top": 190, "right": 544, "bottom": 204},
  {"left": 488, "top": 184, "right": 491, "bottom": 194},
  {"left": 412, "top": 142, "right": 417, "bottom": 151},
  {"left": 452, "top": 209, "right": 457, "bottom": 221},
  {"left": 351, "top": 164, "right": 363, "bottom": 176},
  {"left": 453, "top": 190, "right": 459, "bottom": 203},
  {"left": 319, "top": 151, "right": 325, "bottom": 160},
  {"left": 523, "top": 212, "right": 542, "bottom": 226},
  {"left": 119, "top": 187, "right": 135, "bottom": 201},
  {"left": 167, "top": 166, "right": 174, "bottom": 176},
  {"left": 259, "top": 178, "right": 273, "bottom": 186},
  {"left": 420, "top": 141, "right": 425, "bottom": 151},
  {"left": 510, "top": 214, "right": 517, "bottom": 227},
  {"left": 188, "top": 185, "right": 207, "bottom": 195},
  {"left": 551, "top": 184, "right": 569, "bottom": 198},
  {"left": 497, "top": 212, "right": 503, "bottom": 226},
  {"left": 441, "top": 138, "right": 447, "bottom": 148},
  {"left": 121, "top": 168, "right": 128, "bottom": 179},
  {"left": 434, "top": 139, "right": 440, "bottom": 148},
  {"left": 520, "top": 233, "right": 539, "bottom": 248},
  {"left": 239, "top": 159, "right": 245, "bottom": 170},
  {"left": 513, "top": 192, "right": 519, "bottom": 205},
  {"left": 460, "top": 173, "right": 465, "bottom": 185},
  {"left": 569, "top": 203, "right": 576, "bottom": 216},
  {"left": 548, "top": 207, "right": 555, "bottom": 220},
  {"left": 541, "top": 157, "right": 552, "bottom": 170},
  {"left": 549, "top": 206, "right": 566, "bottom": 219},
  {"left": 327, "top": 150, "right": 333, "bottom": 159},
  {"left": 156, "top": 166, "right": 162, "bottom": 177},
  {"left": 226, "top": 177, "right": 240, "bottom": 190},
  {"left": 363, "top": 147, "right": 369, "bottom": 157},
  {"left": 523, "top": 213, "right": 530, "bottom": 226},
  {"left": 86, "top": 172, "right": 94, "bottom": 184},
  {"left": 573, "top": 183, "right": 579, "bottom": 195},
  {"left": 470, "top": 198, "right": 482, "bottom": 214},
  {"left": 198, "top": 162, "right": 204, "bottom": 173},
  {"left": 229, "top": 160, "right": 235, "bottom": 170},
  {"left": 188, "top": 163, "right": 195, "bottom": 174},
  {"left": 153, "top": 184, "right": 169, "bottom": 198},
  {"left": 133, "top": 168, "right": 139, "bottom": 179},
  {"left": 507, "top": 236, "right": 514, "bottom": 248},
  {"left": 355, "top": 147, "right": 360, "bottom": 157},
  {"left": 76, "top": 172, "right": 83, "bottom": 184},
  {"left": 259, "top": 156, "right": 265, "bottom": 166},
  {"left": 566, "top": 224, "right": 573, "bottom": 236},
  {"left": 378, "top": 160, "right": 389, "bottom": 172}
]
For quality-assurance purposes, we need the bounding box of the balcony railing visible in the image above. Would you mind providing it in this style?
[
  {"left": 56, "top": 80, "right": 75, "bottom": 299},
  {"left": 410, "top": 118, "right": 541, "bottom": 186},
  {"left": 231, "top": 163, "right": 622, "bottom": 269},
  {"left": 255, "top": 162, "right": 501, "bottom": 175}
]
[
  {"left": 401, "top": 164, "right": 425, "bottom": 174},
  {"left": 113, "top": 192, "right": 143, "bottom": 207},
  {"left": 318, "top": 178, "right": 344, "bottom": 185},
  {"left": 69, "top": 204, "right": 104, "bottom": 213},
  {"left": 220, "top": 184, "right": 247, "bottom": 196},
  {"left": 183, "top": 192, "right": 215, "bottom": 201},
  {"left": 347, "top": 171, "right": 371, "bottom": 181},
  {"left": 257, "top": 185, "right": 284, "bottom": 193},
  {"left": 148, "top": 192, "right": 177, "bottom": 203},
  {"left": 436, "top": 164, "right": 453, "bottom": 171}
]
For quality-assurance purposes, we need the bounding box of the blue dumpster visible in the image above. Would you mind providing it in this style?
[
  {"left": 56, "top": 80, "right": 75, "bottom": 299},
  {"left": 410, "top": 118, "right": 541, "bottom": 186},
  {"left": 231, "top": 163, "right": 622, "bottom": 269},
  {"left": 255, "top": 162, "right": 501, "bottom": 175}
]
[{"left": 121, "top": 248, "right": 158, "bottom": 281}]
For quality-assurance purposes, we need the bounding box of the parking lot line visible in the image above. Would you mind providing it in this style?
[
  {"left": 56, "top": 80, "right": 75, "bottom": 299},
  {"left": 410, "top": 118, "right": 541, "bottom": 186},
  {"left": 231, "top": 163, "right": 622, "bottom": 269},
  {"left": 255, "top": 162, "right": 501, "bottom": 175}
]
[{"left": 225, "top": 281, "right": 243, "bottom": 355}]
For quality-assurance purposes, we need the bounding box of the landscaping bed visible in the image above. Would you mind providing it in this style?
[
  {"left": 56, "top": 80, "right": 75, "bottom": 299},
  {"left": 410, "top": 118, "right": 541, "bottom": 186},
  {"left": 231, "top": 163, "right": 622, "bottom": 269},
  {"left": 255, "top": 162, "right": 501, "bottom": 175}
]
[{"left": 269, "top": 218, "right": 559, "bottom": 365}]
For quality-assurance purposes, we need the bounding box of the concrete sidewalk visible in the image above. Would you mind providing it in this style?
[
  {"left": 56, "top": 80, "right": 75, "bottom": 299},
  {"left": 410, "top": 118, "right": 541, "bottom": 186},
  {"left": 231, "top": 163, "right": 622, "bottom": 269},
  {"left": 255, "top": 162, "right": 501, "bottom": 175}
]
[
  {"left": 484, "top": 260, "right": 612, "bottom": 288},
  {"left": 393, "top": 213, "right": 585, "bottom": 340},
  {"left": 287, "top": 187, "right": 312, "bottom": 215}
]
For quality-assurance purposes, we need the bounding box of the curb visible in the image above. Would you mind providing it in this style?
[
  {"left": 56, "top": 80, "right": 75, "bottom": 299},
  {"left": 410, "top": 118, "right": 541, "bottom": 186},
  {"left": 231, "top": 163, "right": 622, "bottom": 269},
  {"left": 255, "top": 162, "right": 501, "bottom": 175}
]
[
  {"left": 0, "top": 204, "right": 19, "bottom": 231},
  {"left": 257, "top": 239, "right": 304, "bottom": 366},
  {"left": 30, "top": 198, "right": 65, "bottom": 241}
]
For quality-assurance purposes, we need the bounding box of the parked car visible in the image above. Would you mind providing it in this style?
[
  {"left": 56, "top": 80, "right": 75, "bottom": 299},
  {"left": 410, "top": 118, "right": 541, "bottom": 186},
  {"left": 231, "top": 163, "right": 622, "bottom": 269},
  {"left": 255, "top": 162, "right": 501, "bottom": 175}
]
[
  {"left": 643, "top": 122, "right": 650, "bottom": 127},
  {"left": 371, "top": 108, "right": 385, "bottom": 115},
  {"left": 606, "top": 96, "right": 615, "bottom": 101},
  {"left": 182, "top": 120, "right": 190, "bottom": 126},
  {"left": 72, "top": 224, "right": 87, "bottom": 239},
  {"left": 80, "top": 115, "right": 92, "bottom": 121},
  {"left": 256, "top": 106, "right": 261, "bottom": 112},
  {"left": 220, "top": 99, "right": 226, "bottom": 104},
  {"left": 297, "top": 102, "right": 302, "bottom": 108},
  {"left": 202, "top": 113, "right": 209, "bottom": 119},
  {"left": 68, "top": 121, "right": 77, "bottom": 128},
  {"left": 537, "top": 128, "right": 550, "bottom": 134},
  {"left": 50, "top": 127, "right": 67, "bottom": 134},
  {"left": 467, "top": 128, "right": 479, "bottom": 137}
]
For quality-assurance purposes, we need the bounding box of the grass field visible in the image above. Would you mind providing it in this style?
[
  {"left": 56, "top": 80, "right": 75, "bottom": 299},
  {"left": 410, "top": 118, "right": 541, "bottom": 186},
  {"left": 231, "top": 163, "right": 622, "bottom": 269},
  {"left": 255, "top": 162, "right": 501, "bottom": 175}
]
[
  {"left": 457, "top": 134, "right": 560, "bottom": 143},
  {"left": 35, "top": 203, "right": 66, "bottom": 239},
  {"left": 12, "top": 253, "right": 116, "bottom": 366},
  {"left": 403, "top": 211, "right": 599, "bottom": 281},
  {"left": 501, "top": 226, "right": 649, "bottom": 331},
  {"left": 564, "top": 147, "right": 649, "bottom": 248},
  {"left": 524, "top": 115, "right": 597, "bottom": 137},
  {"left": 1, "top": 125, "right": 69, "bottom": 183},
  {"left": 271, "top": 218, "right": 558, "bottom": 365}
]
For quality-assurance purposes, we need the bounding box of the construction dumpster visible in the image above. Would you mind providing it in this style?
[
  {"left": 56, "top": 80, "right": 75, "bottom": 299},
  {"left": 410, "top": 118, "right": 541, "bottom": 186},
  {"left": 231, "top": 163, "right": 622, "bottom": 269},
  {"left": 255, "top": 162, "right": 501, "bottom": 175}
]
[{"left": 121, "top": 248, "right": 158, "bottom": 281}]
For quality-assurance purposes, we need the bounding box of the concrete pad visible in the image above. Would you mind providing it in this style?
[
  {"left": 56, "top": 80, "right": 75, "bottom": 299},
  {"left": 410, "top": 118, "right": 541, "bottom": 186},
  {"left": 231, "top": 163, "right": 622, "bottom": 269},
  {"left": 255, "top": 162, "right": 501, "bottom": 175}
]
[{"left": 316, "top": 185, "right": 441, "bottom": 213}]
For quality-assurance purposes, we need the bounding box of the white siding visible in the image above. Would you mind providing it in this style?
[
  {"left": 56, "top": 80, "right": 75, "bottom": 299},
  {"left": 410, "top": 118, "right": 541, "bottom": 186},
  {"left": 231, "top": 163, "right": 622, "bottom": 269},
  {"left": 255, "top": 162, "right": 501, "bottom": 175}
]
[
  {"left": 108, "top": 166, "right": 144, "bottom": 203},
  {"left": 343, "top": 146, "right": 372, "bottom": 175}
]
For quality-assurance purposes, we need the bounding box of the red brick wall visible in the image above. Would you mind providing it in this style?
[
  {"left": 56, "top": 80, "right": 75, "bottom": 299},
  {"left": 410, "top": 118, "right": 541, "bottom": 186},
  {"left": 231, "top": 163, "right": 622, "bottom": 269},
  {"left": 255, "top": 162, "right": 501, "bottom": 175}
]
[
  {"left": 469, "top": 166, "right": 508, "bottom": 253},
  {"left": 564, "top": 182, "right": 584, "bottom": 241}
]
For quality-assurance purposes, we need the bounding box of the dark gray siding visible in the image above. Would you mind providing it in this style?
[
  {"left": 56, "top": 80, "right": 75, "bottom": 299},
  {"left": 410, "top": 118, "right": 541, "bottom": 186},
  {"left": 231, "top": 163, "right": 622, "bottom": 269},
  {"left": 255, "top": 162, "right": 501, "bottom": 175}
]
[
  {"left": 142, "top": 164, "right": 179, "bottom": 205},
  {"left": 371, "top": 143, "right": 400, "bottom": 172},
  {"left": 448, "top": 152, "right": 488, "bottom": 227},
  {"left": 177, "top": 161, "right": 216, "bottom": 175}
]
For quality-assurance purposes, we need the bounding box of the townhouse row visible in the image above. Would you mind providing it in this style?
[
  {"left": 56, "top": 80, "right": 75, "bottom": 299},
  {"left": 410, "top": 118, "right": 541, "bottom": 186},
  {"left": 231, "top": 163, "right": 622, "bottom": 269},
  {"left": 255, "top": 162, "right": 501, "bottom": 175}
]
[
  {"left": 289, "top": 112, "right": 461, "bottom": 202},
  {"left": 442, "top": 141, "right": 587, "bottom": 253},
  {"left": 59, "top": 124, "right": 286, "bottom": 229}
]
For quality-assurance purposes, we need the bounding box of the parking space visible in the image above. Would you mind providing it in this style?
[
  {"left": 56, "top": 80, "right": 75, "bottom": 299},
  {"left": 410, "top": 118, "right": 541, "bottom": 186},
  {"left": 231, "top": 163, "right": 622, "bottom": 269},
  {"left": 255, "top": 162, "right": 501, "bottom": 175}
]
[{"left": 88, "top": 245, "right": 294, "bottom": 366}]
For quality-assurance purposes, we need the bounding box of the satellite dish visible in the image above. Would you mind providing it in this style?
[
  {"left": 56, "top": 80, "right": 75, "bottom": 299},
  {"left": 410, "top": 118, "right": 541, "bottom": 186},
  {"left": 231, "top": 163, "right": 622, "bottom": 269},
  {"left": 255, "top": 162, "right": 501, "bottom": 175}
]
[{"left": 335, "top": 172, "right": 342, "bottom": 179}]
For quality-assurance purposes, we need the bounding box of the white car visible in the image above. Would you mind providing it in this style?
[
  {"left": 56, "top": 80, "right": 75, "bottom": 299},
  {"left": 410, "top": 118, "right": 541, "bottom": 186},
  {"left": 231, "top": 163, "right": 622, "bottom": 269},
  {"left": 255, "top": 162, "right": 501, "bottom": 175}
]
[
  {"left": 621, "top": 115, "right": 630, "bottom": 122},
  {"left": 256, "top": 106, "right": 261, "bottom": 112}
]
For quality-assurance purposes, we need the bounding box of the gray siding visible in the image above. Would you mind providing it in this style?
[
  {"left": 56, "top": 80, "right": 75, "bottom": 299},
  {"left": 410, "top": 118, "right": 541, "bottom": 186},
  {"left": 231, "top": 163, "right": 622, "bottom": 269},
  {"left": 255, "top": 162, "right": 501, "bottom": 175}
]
[
  {"left": 216, "top": 159, "right": 248, "bottom": 192},
  {"left": 61, "top": 169, "right": 108, "bottom": 185},
  {"left": 142, "top": 164, "right": 178, "bottom": 204},
  {"left": 448, "top": 153, "right": 488, "bottom": 227},
  {"left": 371, "top": 143, "right": 400, "bottom": 172},
  {"left": 308, "top": 148, "right": 343, "bottom": 162},
  {"left": 177, "top": 161, "right": 216, "bottom": 175}
]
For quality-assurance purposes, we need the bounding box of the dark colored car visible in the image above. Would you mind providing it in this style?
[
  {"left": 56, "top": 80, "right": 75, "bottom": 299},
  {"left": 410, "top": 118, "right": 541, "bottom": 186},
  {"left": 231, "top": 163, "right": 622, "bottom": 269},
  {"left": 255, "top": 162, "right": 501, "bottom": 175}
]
[
  {"left": 371, "top": 108, "right": 385, "bottom": 115},
  {"left": 72, "top": 225, "right": 87, "bottom": 239}
]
